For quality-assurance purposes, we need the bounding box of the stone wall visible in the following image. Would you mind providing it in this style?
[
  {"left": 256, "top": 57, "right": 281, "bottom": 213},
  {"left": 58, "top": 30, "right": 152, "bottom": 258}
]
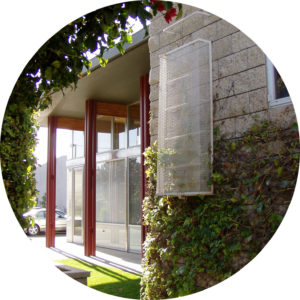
[{"left": 148, "top": 4, "right": 297, "bottom": 143}]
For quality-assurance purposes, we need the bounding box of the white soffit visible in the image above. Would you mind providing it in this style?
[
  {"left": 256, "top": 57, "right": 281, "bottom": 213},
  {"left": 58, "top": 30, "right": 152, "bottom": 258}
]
[{"left": 39, "top": 33, "right": 149, "bottom": 127}]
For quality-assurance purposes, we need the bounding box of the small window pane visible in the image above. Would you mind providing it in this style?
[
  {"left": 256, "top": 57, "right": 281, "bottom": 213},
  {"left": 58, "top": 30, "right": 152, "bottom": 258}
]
[
  {"left": 113, "top": 117, "right": 126, "bottom": 150},
  {"left": 97, "top": 116, "right": 112, "bottom": 153},
  {"left": 74, "top": 169, "right": 83, "bottom": 237},
  {"left": 274, "top": 67, "right": 289, "bottom": 99},
  {"left": 96, "top": 162, "right": 110, "bottom": 222},
  {"left": 128, "top": 104, "right": 141, "bottom": 147},
  {"left": 72, "top": 131, "right": 84, "bottom": 158}
]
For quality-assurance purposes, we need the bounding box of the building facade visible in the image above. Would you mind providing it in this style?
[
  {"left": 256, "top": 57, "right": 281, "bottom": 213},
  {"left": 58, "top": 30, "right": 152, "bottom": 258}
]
[{"left": 39, "top": 4, "right": 297, "bottom": 257}]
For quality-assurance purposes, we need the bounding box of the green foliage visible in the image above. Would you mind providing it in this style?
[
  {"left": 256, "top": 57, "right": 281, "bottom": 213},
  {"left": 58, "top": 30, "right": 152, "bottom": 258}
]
[
  {"left": 140, "top": 121, "right": 299, "bottom": 299},
  {"left": 1, "top": 1, "right": 179, "bottom": 228},
  {"left": 57, "top": 258, "right": 141, "bottom": 299}
]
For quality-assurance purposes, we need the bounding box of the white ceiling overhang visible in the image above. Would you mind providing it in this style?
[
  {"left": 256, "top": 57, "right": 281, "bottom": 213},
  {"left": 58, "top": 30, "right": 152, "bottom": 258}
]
[{"left": 38, "top": 29, "right": 149, "bottom": 127}]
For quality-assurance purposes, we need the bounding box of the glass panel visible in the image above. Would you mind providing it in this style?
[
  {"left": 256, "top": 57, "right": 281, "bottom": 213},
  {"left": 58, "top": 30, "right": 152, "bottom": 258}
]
[
  {"left": 113, "top": 117, "right": 126, "bottom": 150},
  {"left": 96, "top": 159, "right": 126, "bottom": 251},
  {"left": 129, "top": 157, "right": 141, "bottom": 225},
  {"left": 74, "top": 169, "right": 83, "bottom": 237},
  {"left": 274, "top": 67, "right": 289, "bottom": 99},
  {"left": 96, "top": 162, "right": 110, "bottom": 222},
  {"left": 66, "top": 168, "right": 72, "bottom": 241},
  {"left": 96, "top": 160, "right": 126, "bottom": 224},
  {"left": 97, "top": 116, "right": 112, "bottom": 153},
  {"left": 129, "top": 225, "right": 141, "bottom": 253},
  {"left": 72, "top": 130, "right": 84, "bottom": 158},
  {"left": 157, "top": 39, "right": 213, "bottom": 195},
  {"left": 128, "top": 103, "right": 141, "bottom": 147},
  {"left": 57, "top": 129, "right": 72, "bottom": 160},
  {"left": 111, "top": 160, "right": 126, "bottom": 224}
]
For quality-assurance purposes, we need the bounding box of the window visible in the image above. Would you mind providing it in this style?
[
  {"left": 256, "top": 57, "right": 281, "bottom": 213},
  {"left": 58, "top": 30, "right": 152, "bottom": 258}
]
[
  {"left": 128, "top": 103, "right": 141, "bottom": 147},
  {"left": 72, "top": 130, "right": 84, "bottom": 158},
  {"left": 113, "top": 117, "right": 126, "bottom": 150},
  {"left": 96, "top": 116, "right": 112, "bottom": 153},
  {"left": 157, "top": 39, "right": 213, "bottom": 196},
  {"left": 266, "top": 58, "right": 291, "bottom": 108}
]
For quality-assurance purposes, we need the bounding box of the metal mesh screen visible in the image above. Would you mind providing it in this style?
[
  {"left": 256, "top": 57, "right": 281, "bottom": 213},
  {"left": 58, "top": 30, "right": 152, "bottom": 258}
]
[{"left": 157, "top": 39, "right": 213, "bottom": 196}]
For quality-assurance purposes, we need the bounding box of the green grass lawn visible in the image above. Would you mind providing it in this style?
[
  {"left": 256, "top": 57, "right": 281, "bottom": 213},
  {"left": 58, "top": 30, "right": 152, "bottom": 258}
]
[{"left": 56, "top": 258, "right": 141, "bottom": 299}]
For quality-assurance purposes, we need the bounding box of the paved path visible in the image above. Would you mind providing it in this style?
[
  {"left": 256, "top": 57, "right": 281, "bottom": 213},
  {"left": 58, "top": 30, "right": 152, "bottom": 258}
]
[{"left": 28, "top": 233, "right": 142, "bottom": 274}]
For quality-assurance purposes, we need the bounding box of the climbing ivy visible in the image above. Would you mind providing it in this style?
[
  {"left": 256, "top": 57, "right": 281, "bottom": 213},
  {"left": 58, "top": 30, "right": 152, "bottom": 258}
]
[
  {"left": 0, "top": 1, "right": 180, "bottom": 229},
  {"left": 140, "top": 120, "right": 299, "bottom": 299}
]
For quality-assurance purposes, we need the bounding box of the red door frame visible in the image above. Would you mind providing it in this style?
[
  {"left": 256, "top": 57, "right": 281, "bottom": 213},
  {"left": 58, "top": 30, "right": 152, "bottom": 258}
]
[
  {"left": 46, "top": 116, "right": 57, "bottom": 248},
  {"left": 84, "top": 100, "right": 97, "bottom": 256},
  {"left": 140, "top": 74, "right": 150, "bottom": 255}
]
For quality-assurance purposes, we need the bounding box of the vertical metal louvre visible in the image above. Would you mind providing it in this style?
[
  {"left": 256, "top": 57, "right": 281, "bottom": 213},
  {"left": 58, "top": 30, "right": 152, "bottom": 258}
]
[{"left": 157, "top": 39, "right": 213, "bottom": 196}]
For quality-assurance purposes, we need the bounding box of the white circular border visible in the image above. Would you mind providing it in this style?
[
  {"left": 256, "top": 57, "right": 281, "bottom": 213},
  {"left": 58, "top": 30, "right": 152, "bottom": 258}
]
[{"left": 0, "top": 1, "right": 299, "bottom": 299}]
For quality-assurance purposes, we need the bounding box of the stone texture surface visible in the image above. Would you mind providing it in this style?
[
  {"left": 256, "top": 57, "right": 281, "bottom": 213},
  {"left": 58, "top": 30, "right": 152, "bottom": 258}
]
[
  {"left": 150, "top": 117, "right": 158, "bottom": 136},
  {"left": 218, "top": 49, "right": 248, "bottom": 78},
  {"left": 149, "top": 83, "right": 159, "bottom": 102},
  {"left": 214, "top": 93, "right": 250, "bottom": 120},
  {"left": 149, "top": 66, "right": 159, "bottom": 85},
  {"left": 216, "top": 19, "right": 239, "bottom": 39},
  {"left": 190, "top": 22, "right": 218, "bottom": 42},
  {"left": 212, "top": 35, "right": 233, "bottom": 61},
  {"left": 148, "top": 35, "right": 160, "bottom": 53},
  {"left": 148, "top": 4, "right": 296, "bottom": 140},
  {"left": 150, "top": 100, "right": 159, "bottom": 119},
  {"left": 249, "top": 88, "right": 268, "bottom": 112},
  {"left": 231, "top": 31, "right": 255, "bottom": 53},
  {"left": 247, "top": 46, "right": 266, "bottom": 68},
  {"left": 146, "top": 4, "right": 297, "bottom": 295},
  {"left": 235, "top": 111, "right": 269, "bottom": 137},
  {"left": 214, "top": 118, "right": 236, "bottom": 138},
  {"left": 269, "top": 105, "right": 297, "bottom": 128}
]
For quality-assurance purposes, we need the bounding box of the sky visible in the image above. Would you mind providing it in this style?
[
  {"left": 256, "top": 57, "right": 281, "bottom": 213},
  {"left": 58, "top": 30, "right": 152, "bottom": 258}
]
[{"left": 1, "top": 1, "right": 300, "bottom": 300}]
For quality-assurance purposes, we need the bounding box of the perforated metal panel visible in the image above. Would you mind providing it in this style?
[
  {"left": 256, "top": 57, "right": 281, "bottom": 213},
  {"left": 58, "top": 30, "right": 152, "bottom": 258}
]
[{"left": 157, "top": 39, "right": 213, "bottom": 196}]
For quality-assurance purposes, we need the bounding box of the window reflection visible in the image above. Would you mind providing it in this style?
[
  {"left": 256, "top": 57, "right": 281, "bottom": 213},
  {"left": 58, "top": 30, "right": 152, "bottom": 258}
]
[
  {"left": 128, "top": 103, "right": 141, "bottom": 147},
  {"left": 72, "top": 131, "right": 84, "bottom": 158},
  {"left": 274, "top": 67, "right": 289, "bottom": 99},
  {"left": 113, "top": 117, "right": 126, "bottom": 150},
  {"left": 97, "top": 116, "right": 112, "bottom": 153}
]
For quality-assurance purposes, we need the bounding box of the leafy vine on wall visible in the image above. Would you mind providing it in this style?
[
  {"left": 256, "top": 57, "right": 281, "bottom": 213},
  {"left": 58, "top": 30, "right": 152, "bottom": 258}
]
[{"left": 140, "top": 120, "right": 299, "bottom": 299}]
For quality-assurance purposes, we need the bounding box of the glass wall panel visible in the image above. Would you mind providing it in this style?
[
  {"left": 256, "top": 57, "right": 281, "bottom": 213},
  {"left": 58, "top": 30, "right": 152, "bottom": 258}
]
[
  {"left": 110, "top": 160, "right": 126, "bottom": 223},
  {"left": 72, "top": 131, "right": 84, "bottom": 158},
  {"left": 66, "top": 168, "right": 73, "bottom": 242},
  {"left": 97, "top": 116, "right": 112, "bottom": 153},
  {"left": 113, "top": 117, "right": 126, "bottom": 150},
  {"left": 128, "top": 156, "right": 141, "bottom": 252},
  {"left": 74, "top": 169, "right": 83, "bottom": 241},
  {"left": 96, "top": 160, "right": 126, "bottom": 224},
  {"left": 129, "top": 157, "right": 141, "bottom": 225},
  {"left": 157, "top": 39, "right": 213, "bottom": 195},
  {"left": 96, "top": 159, "right": 126, "bottom": 250},
  {"left": 128, "top": 103, "right": 141, "bottom": 147},
  {"left": 96, "top": 162, "right": 110, "bottom": 222}
]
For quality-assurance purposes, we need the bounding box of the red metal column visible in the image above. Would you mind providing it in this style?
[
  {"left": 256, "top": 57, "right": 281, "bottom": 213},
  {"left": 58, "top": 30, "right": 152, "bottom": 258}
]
[
  {"left": 46, "top": 116, "right": 57, "bottom": 248},
  {"left": 140, "top": 74, "right": 150, "bottom": 256},
  {"left": 84, "top": 100, "right": 96, "bottom": 256}
]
